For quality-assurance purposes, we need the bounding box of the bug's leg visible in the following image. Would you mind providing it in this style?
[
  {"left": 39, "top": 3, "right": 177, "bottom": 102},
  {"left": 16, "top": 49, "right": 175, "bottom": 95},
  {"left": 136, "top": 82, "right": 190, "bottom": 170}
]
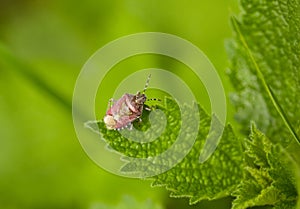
[
  {"left": 107, "top": 98, "right": 115, "bottom": 110},
  {"left": 135, "top": 117, "right": 143, "bottom": 128},
  {"left": 145, "top": 98, "right": 161, "bottom": 111},
  {"left": 144, "top": 103, "right": 157, "bottom": 111},
  {"left": 144, "top": 106, "right": 151, "bottom": 111},
  {"left": 109, "top": 98, "right": 115, "bottom": 107},
  {"left": 128, "top": 123, "right": 133, "bottom": 130}
]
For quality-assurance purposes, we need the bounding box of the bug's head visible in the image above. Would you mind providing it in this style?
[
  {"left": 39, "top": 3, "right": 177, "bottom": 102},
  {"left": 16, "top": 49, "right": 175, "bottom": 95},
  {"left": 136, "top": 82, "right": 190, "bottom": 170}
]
[
  {"left": 135, "top": 92, "right": 147, "bottom": 104},
  {"left": 103, "top": 115, "right": 116, "bottom": 130}
]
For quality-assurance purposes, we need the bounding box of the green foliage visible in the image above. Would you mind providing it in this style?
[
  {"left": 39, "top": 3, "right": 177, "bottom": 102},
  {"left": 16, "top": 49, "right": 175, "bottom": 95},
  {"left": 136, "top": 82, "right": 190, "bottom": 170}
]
[
  {"left": 232, "top": 124, "right": 298, "bottom": 209},
  {"left": 227, "top": 0, "right": 300, "bottom": 145},
  {"left": 228, "top": 0, "right": 300, "bottom": 208}
]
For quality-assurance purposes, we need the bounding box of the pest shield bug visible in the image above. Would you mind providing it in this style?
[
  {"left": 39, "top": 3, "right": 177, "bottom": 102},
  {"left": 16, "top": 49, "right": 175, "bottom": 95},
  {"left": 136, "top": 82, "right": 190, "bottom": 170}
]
[{"left": 103, "top": 74, "right": 156, "bottom": 130}]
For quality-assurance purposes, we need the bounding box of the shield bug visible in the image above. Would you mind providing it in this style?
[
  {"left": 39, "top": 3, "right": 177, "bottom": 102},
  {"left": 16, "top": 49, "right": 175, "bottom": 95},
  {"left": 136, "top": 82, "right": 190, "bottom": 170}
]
[{"left": 103, "top": 74, "right": 156, "bottom": 130}]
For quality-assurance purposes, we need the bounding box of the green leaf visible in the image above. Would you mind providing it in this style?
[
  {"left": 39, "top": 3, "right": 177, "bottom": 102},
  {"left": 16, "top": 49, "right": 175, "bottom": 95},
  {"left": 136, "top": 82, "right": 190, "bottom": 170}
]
[
  {"left": 152, "top": 124, "right": 243, "bottom": 204},
  {"left": 232, "top": 124, "right": 298, "bottom": 209},
  {"left": 227, "top": 0, "right": 300, "bottom": 146},
  {"left": 87, "top": 97, "right": 244, "bottom": 204}
]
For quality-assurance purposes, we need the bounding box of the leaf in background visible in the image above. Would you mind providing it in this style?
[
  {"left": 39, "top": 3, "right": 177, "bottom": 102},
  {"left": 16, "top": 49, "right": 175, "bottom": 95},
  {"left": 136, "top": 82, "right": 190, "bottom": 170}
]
[
  {"left": 232, "top": 124, "right": 299, "bottom": 209},
  {"left": 87, "top": 97, "right": 244, "bottom": 204},
  {"left": 227, "top": 0, "right": 300, "bottom": 146},
  {"left": 89, "top": 196, "right": 164, "bottom": 209}
]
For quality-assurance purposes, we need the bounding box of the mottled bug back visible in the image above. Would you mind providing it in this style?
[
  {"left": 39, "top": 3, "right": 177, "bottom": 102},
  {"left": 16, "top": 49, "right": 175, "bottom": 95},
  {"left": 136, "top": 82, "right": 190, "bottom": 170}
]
[{"left": 103, "top": 75, "right": 151, "bottom": 130}]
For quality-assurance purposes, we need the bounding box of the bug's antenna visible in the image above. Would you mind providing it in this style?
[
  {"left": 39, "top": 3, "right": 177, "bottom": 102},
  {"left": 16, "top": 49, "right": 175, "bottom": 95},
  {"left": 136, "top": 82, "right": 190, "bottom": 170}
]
[
  {"left": 142, "top": 74, "right": 151, "bottom": 94},
  {"left": 147, "top": 98, "right": 161, "bottom": 101}
]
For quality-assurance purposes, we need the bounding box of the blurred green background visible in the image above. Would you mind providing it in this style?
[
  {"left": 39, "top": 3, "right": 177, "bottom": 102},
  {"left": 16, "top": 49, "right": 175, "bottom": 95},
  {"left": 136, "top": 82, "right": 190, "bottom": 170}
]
[{"left": 0, "top": 0, "right": 239, "bottom": 208}]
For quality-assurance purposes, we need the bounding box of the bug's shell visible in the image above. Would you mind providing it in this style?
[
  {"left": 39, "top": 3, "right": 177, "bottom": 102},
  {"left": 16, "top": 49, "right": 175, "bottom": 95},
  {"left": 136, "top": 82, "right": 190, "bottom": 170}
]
[{"left": 104, "top": 93, "right": 146, "bottom": 130}]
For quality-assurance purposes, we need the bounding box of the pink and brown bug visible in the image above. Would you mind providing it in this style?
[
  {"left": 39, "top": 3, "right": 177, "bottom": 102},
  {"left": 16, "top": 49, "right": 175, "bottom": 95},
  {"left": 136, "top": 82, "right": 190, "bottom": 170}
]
[{"left": 103, "top": 74, "right": 157, "bottom": 130}]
